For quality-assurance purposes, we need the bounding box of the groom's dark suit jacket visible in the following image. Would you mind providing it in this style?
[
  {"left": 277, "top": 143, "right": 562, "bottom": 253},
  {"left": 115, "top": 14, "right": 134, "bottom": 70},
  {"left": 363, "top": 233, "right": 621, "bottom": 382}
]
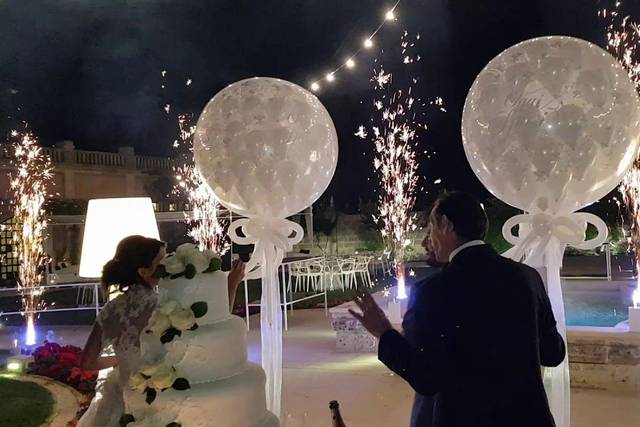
[
  {"left": 379, "top": 245, "right": 565, "bottom": 427},
  {"left": 403, "top": 267, "right": 441, "bottom": 427}
]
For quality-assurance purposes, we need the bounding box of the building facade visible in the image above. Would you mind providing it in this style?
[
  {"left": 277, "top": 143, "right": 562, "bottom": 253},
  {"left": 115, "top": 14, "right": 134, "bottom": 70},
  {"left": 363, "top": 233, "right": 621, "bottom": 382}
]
[{"left": 0, "top": 141, "right": 313, "bottom": 282}]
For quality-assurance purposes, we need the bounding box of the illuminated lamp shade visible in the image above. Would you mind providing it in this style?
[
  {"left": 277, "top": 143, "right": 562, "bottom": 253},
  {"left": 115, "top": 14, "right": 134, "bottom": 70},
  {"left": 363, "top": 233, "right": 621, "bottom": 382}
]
[{"left": 79, "top": 198, "right": 160, "bottom": 278}]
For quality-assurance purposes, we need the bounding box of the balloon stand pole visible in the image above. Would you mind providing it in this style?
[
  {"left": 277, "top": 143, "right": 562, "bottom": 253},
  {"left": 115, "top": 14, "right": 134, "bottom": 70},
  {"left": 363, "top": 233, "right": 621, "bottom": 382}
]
[
  {"left": 227, "top": 216, "right": 305, "bottom": 421},
  {"left": 538, "top": 248, "right": 571, "bottom": 427},
  {"left": 503, "top": 213, "right": 609, "bottom": 427},
  {"left": 260, "top": 246, "right": 283, "bottom": 418}
]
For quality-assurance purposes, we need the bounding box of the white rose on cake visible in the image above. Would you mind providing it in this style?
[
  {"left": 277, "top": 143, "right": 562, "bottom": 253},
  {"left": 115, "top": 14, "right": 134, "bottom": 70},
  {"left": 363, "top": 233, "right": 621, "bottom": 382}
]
[
  {"left": 139, "top": 361, "right": 164, "bottom": 377},
  {"left": 149, "top": 365, "right": 176, "bottom": 390},
  {"left": 175, "top": 243, "right": 210, "bottom": 273},
  {"left": 146, "top": 310, "right": 171, "bottom": 336},
  {"left": 165, "top": 337, "right": 188, "bottom": 366},
  {"left": 202, "top": 249, "right": 217, "bottom": 259},
  {"left": 162, "top": 254, "right": 185, "bottom": 275},
  {"left": 128, "top": 373, "right": 148, "bottom": 391},
  {"left": 158, "top": 300, "right": 178, "bottom": 316},
  {"left": 159, "top": 243, "right": 221, "bottom": 277},
  {"left": 169, "top": 307, "right": 196, "bottom": 330}
]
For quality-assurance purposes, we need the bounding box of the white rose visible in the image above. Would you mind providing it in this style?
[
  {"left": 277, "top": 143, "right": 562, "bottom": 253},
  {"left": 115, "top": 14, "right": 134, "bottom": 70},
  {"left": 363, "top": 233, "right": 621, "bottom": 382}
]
[
  {"left": 147, "top": 310, "right": 171, "bottom": 336},
  {"left": 128, "top": 373, "right": 148, "bottom": 391},
  {"left": 162, "top": 254, "right": 185, "bottom": 275},
  {"left": 165, "top": 337, "right": 188, "bottom": 366},
  {"left": 139, "top": 361, "right": 164, "bottom": 377},
  {"left": 175, "top": 243, "right": 198, "bottom": 258},
  {"left": 169, "top": 307, "right": 196, "bottom": 331},
  {"left": 175, "top": 243, "right": 211, "bottom": 273},
  {"left": 202, "top": 249, "right": 217, "bottom": 260},
  {"left": 149, "top": 365, "right": 175, "bottom": 390},
  {"left": 187, "top": 250, "right": 210, "bottom": 273},
  {"left": 159, "top": 300, "right": 179, "bottom": 316}
]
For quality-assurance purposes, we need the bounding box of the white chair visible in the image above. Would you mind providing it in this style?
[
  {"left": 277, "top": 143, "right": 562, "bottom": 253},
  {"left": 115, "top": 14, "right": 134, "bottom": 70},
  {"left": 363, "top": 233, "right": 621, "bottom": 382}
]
[
  {"left": 306, "top": 260, "right": 325, "bottom": 291},
  {"left": 320, "top": 257, "right": 339, "bottom": 290},
  {"left": 336, "top": 257, "right": 358, "bottom": 290},
  {"left": 355, "top": 255, "right": 373, "bottom": 287},
  {"left": 288, "top": 261, "right": 306, "bottom": 293}
]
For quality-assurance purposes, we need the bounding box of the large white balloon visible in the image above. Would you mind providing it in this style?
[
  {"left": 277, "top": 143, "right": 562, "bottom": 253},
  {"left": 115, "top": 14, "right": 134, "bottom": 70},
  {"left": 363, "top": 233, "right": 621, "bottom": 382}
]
[
  {"left": 193, "top": 77, "right": 339, "bottom": 218},
  {"left": 462, "top": 36, "right": 640, "bottom": 214}
]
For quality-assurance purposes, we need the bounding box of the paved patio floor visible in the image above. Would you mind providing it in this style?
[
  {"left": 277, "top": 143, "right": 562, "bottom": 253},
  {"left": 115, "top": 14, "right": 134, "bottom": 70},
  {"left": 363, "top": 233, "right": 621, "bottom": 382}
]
[{"left": 2, "top": 309, "right": 638, "bottom": 427}]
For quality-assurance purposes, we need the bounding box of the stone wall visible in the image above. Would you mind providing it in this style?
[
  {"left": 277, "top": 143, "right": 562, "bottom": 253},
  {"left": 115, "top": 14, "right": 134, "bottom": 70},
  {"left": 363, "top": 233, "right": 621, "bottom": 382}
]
[
  {"left": 331, "top": 306, "right": 640, "bottom": 391},
  {"left": 568, "top": 327, "right": 640, "bottom": 391}
]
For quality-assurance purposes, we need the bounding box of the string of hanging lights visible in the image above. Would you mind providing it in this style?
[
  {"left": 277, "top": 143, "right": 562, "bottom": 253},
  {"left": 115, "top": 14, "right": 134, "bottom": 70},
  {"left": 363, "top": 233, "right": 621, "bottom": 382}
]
[{"left": 308, "top": 0, "right": 402, "bottom": 93}]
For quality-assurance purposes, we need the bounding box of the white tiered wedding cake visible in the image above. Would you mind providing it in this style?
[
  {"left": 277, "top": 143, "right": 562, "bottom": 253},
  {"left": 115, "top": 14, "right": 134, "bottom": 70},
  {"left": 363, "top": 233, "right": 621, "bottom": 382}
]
[{"left": 121, "top": 244, "right": 279, "bottom": 427}]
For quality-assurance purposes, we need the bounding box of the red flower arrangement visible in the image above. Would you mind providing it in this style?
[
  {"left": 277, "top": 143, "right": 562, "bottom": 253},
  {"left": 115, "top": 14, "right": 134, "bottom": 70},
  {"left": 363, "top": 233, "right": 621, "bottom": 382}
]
[{"left": 28, "top": 341, "right": 98, "bottom": 394}]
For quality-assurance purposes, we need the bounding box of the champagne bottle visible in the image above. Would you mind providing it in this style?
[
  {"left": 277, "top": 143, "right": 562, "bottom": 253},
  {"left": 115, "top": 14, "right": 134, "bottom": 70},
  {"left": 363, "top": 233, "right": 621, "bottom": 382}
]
[{"left": 329, "top": 400, "right": 346, "bottom": 427}]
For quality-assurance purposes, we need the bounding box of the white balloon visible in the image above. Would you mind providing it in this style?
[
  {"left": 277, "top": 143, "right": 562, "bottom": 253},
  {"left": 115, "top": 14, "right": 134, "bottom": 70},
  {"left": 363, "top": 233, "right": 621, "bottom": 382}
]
[
  {"left": 462, "top": 36, "right": 640, "bottom": 214},
  {"left": 194, "top": 77, "right": 339, "bottom": 218}
]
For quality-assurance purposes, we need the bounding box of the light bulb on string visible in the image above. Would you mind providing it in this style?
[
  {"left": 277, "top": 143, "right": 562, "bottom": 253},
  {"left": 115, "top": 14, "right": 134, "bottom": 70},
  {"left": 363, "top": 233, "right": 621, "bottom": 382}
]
[{"left": 306, "top": 0, "right": 402, "bottom": 93}]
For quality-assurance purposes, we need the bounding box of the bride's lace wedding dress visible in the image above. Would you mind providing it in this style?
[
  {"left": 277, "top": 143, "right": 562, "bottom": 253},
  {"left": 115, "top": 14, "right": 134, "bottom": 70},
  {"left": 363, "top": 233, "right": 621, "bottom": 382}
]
[{"left": 77, "top": 286, "right": 157, "bottom": 427}]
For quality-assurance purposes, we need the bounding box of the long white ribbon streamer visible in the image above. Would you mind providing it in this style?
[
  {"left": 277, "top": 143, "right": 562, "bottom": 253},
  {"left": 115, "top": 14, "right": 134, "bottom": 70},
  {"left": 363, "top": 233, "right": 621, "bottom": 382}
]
[
  {"left": 502, "top": 211, "right": 608, "bottom": 427},
  {"left": 227, "top": 216, "right": 304, "bottom": 418}
]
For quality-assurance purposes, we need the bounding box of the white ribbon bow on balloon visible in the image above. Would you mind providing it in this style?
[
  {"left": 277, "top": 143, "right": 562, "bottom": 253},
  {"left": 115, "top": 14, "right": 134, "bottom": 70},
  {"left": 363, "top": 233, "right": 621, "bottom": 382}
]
[
  {"left": 227, "top": 216, "right": 304, "bottom": 417},
  {"left": 501, "top": 211, "right": 608, "bottom": 427},
  {"left": 228, "top": 216, "right": 305, "bottom": 278},
  {"left": 502, "top": 212, "right": 608, "bottom": 264}
]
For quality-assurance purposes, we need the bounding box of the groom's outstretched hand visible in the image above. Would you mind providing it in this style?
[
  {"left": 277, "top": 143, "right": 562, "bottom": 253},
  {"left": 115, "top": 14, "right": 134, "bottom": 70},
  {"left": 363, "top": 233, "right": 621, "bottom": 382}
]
[{"left": 349, "top": 289, "right": 394, "bottom": 338}]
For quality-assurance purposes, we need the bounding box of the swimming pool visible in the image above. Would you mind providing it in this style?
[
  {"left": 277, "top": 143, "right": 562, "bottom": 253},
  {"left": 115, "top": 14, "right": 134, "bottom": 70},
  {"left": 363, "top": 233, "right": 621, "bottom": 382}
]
[{"left": 563, "top": 280, "right": 634, "bottom": 327}]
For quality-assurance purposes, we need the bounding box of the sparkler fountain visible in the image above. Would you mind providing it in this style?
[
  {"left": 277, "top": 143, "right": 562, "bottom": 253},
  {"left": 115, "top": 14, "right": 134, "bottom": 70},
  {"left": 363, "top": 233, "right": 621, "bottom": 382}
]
[
  {"left": 9, "top": 131, "right": 53, "bottom": 348},
  {"left": 159, "top": 71, "right": 229, "bottom": 254},
  {"left": 601, "top": 1, "right": 640, "bottom": 330},
  {"left": 173, "top": 113, "right": 230, "bottom": 254},
  {"left": 356, "top": 32, "right": 432, "bottom": 301}
]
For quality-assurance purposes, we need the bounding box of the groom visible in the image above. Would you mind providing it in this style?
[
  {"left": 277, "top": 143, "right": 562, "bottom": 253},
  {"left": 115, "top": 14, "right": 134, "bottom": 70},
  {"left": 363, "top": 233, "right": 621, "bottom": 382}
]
[{"left": 350, "top": 192, "right": 566, "bottom": 427}]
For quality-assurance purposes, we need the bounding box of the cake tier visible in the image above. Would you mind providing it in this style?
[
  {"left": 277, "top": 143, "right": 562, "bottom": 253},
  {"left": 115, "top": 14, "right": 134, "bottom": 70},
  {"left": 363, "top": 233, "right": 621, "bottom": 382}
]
[
  {"left": 168, "top": 315, "right": 248, "bottom": 383},
  {"left": 127, "top": 364, "right": 271, "bottom": 427},
  {"left": 158, "top": 270, "right": 229, "bottom": 325}
]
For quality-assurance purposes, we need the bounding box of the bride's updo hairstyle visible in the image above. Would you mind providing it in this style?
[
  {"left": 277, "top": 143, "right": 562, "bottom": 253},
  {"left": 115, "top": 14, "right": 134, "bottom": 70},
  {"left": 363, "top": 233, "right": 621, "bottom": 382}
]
[{"left": 101, "top": 235, "right": 166, "bottom": 293}]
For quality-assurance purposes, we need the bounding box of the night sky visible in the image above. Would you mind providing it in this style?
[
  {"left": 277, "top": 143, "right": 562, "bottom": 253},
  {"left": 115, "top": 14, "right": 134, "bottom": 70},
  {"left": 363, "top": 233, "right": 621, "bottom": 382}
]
[{"left": 1, "top": 0, "right": 638, "bottom": 211}]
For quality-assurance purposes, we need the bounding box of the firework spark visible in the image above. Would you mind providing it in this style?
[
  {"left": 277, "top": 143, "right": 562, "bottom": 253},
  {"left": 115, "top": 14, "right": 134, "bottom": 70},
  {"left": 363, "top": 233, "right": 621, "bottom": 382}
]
[
  {"left": 601, "top": 2, "right": 640, "bottom": 276},
  {"left": 173, "top": 113, "right": 229, "bottom": 254},
  {"left": 9, "top": 132, "right": 53, "bottom": 345},
  {"left": 356, "top": 32, "right": 433, "bottom": 299}
]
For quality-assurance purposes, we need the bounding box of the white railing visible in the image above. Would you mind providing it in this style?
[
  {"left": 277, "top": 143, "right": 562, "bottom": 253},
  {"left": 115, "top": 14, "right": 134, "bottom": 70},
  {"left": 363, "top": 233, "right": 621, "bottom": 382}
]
[
  {"left": 0, "top": 144, "right": 174, "bottom": 170},
  {"left": 136, "top": 155, "right": 174, "bottom": 170},
  {"left": 561, "top": 243, "right": 613, "bottom": 281},
  {"left": 0, "top": 282, "right": 102, "bottom": 317},
  {"left": 41, "top": 147, "right": 65, "bottom": 163},
  {"left": 75, "top": 150, "right": 125, "bottom": 168}
]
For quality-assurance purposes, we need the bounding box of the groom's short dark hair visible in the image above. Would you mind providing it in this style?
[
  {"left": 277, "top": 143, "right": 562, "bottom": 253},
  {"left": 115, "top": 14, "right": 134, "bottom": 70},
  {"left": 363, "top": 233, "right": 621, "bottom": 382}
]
[{"left": 433, "top": 191, "right": 488, "bottom": 241}]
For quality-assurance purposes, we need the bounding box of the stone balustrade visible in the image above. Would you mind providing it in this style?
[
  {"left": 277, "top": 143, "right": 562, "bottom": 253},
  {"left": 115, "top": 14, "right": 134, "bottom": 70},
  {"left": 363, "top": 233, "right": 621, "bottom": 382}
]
[{"left": 0, "top": 140, "right": 175, "bottom": 171}]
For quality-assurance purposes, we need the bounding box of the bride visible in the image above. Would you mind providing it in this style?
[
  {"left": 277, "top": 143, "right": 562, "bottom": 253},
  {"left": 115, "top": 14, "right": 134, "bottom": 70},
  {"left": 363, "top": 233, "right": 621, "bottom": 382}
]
[{"left": 77, "top": 235, "right": 245, "bottom": 427}]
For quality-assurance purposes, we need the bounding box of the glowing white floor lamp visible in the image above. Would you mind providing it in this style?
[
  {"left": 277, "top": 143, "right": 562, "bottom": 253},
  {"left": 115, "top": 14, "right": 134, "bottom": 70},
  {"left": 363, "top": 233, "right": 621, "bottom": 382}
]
[{"left": 79, "top": 197, "right": 160, "bottom": 280}]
